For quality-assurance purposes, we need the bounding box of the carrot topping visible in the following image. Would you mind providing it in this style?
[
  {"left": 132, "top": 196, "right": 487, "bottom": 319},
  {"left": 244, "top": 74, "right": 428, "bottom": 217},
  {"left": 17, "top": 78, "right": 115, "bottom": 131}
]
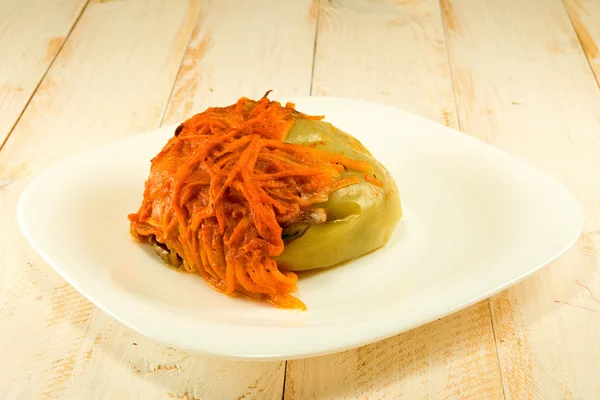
[
  {"left": 128, "top": 95, "right": 369, "bottom": 309},
  {"left": 329, "top": 176, "right": 361, "bottom": 192},
  {"left": 365, "top": 173, "right": 384, "bottom": 188}
]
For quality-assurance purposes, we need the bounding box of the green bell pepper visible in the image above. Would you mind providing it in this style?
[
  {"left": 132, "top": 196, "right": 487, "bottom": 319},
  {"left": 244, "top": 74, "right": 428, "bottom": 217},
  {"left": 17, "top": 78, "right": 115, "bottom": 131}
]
[{"left": 276, "top": 116, "right": 402, "bottom": 271}]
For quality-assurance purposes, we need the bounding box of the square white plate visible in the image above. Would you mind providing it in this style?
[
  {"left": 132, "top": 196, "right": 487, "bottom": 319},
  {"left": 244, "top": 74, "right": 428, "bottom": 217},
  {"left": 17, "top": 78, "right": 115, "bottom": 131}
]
[{"left": 18, "top": 97, "right": 582, "bottom": 360}]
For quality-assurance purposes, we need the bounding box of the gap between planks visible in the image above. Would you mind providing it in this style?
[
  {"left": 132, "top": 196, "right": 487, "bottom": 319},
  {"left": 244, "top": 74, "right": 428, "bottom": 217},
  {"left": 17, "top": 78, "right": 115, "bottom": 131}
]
[
  {"left": 309, "top": 0, "right": 322, "bottom": 95},
  {"left": 563, "top": 0, "right": 600, "bottom": 88},
  {"left": 439, "top": 1, "right": 507, "bottom": 398},
  {"left": 0, "top": 0, "right": 91, "bottom": 154}
]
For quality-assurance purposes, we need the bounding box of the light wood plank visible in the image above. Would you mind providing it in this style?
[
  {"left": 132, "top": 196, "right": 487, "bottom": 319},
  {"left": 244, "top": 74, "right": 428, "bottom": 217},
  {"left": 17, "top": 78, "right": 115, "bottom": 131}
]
[
  {"left": 163, "top": 0, "right": 318, "bottom": 124},
  {"left": 441, "top": 0, "right": 600, "bottom": 398},
  {"left": 564, "top": 0, "right": 600, "bottom": 85},
  {"left": 0, "top": 0, "right": 88, "bottom": 147},
  {"left": 0, "top": 0, "right": 305, "bottom": 398},
  {"left": 285, "top": 1, "right": 504, "bottom": 398}
]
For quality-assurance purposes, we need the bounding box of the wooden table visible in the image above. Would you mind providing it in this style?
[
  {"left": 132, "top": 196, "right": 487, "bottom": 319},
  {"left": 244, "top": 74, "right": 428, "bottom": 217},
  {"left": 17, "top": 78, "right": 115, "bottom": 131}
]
[{"left": 1, "top": 0, "right": 599, "bottom": 398}]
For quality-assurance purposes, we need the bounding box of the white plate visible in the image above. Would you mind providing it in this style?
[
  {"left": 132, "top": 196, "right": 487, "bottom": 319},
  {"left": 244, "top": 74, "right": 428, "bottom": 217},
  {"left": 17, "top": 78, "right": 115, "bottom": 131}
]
[{"left": 18, "top": 97, "right": 582, "bottom": 361}]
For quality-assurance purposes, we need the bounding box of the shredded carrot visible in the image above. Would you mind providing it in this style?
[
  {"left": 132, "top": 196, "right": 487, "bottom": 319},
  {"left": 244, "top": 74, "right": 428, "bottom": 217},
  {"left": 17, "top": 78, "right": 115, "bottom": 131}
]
[
  {"left": 128, "top": 93, "right": 370, "bottom": 310},
  {"left": 329, "top": 176, "right": 361, "bottom": 192},
  {"left": 364, "top": 173, "right": 384, "bottom": 188}
]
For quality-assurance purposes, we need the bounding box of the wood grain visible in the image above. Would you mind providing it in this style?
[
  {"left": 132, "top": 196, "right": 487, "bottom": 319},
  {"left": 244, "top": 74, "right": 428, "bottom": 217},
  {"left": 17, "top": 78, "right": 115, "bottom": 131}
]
[
  {"left": 285, "top": 1, "right": 504, "bottom": 398},
  {"left": 2, "top": 0, "right": 600, "bottom": 398},
  {"left": 564, "top": 0, "right": 600, "bottom": 84},
  {"left": 0, "top": 0, "right": 292, "bottom": 398},
  {"left": 0, "top": 0, "right": 88, "bottom": 147},
  {"left": 442, "top": 0, "right": 600, "bottom": 398},
  {"left": 313, "top": 0, "right": 458, "bottom": 126},
  {"left": 163, "top": 0, "right": 318, "bottom": 125}
]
